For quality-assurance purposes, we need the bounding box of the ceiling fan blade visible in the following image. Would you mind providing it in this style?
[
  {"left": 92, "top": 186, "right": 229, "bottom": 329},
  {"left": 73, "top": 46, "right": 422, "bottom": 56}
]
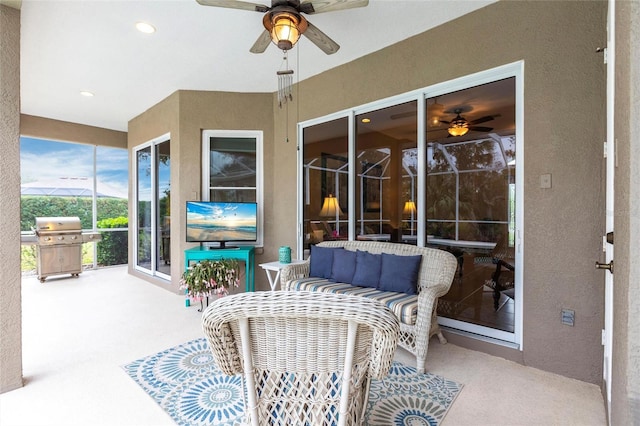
[
  {"left": 438, "top": 119, "right": 451, "bottom": 124},
  {"left": 469, "top": 114, "right": 500, "bottom": 125},
  {"left": 303, "top": 21, "right": 340, "bottom": 54},
  {"left": 249, "top": 29, "right": 272, "bottom": 53},
  {"left": 469, "top": 126, "right": 493, "bottom": 132},
  {"left": 300, "top": 0, "right": 368, "bottom": 14},
  {"left": 195, "top": 0, "right": 269, "bottom": 12}
]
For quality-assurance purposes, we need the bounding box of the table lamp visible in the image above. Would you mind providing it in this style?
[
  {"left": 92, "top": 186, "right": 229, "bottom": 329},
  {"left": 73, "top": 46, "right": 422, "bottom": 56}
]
[{"left": 319, "top": 194, "right": 343, "bottom": 236}]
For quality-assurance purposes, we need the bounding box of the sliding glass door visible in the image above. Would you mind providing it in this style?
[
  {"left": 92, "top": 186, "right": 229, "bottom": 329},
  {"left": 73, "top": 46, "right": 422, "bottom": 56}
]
[
  {"left": 134, "top": 135, "right": 171, "bottom": 280},
  {"left": 299, "top": 63, "right": 522, "bottom": 345},
  {"left": 426, "top": 78, "right": 517, "bottom": 337}
]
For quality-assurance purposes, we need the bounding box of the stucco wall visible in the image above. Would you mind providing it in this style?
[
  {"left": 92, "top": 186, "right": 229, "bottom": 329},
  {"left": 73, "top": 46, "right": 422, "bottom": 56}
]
[
  {"left": 127, "top": 90, "right": 275, "bottom": 293},
  {"left": 20, "top": 114, "right": 127, "bottom": 148},
  {"left": 0, "top": 4, "right": 23, "bottom": 393},
  {"left": 611, "top": 1, "right": 640, "bottom": 423},
  {"left": 270, "top": 0, "right": 607, "bottom": 383}
]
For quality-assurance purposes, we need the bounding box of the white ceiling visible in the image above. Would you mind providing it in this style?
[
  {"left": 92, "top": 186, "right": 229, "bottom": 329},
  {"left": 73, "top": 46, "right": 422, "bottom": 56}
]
[{"left": 19, "top": 0, "right": 496, "bottom": 132}]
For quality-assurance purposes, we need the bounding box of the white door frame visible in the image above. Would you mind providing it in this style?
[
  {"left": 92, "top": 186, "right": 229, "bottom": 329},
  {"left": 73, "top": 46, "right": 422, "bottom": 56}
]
[
  {"left": 602, "top": 0, "right": 615, "bottom": 421},
  {"left": 132, "top": 133, "right": 171, "bottom": 281}
]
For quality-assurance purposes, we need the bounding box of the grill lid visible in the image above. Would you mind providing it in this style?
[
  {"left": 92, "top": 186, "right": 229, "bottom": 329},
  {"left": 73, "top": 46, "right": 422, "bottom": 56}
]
[{"left": 35, "top": 217, "right": 82, "bottom": 233}]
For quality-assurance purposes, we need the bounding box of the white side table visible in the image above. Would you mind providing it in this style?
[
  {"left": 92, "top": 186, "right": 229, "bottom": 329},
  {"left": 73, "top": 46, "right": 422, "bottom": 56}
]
[{"left": 258, "top": 260, "right": 306, "bottom": 291}]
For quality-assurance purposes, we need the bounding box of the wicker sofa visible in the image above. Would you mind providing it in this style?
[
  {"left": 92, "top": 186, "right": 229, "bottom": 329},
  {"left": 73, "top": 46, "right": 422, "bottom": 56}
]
[{"left": 280, "top": 240, "right": 458, "bottom": 373}]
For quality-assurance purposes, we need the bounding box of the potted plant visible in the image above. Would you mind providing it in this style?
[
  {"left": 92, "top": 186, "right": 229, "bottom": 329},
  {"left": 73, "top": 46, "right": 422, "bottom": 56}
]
[{"left": 180, "top": 258, "right": 240, "bottom": 308}]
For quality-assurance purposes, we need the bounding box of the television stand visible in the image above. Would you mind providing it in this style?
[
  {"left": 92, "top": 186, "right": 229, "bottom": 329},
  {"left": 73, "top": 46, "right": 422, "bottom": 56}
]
[{"left": 185, "top": 246, "right": 255, "bottom": 293}]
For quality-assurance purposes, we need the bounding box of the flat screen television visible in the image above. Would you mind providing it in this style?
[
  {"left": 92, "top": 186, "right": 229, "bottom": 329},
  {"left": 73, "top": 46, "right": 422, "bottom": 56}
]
[{"left": 186, "top": 201, "right": 257, "bottom": 249}]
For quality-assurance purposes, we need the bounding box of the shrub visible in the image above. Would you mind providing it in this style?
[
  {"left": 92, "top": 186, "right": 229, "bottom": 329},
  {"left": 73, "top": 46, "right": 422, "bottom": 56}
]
[
  {"left": 97, "top": 216, "right": 129, "bottom": 266},
  {"left": 21, "top": 196, "right": 128, "bottom": 231}
]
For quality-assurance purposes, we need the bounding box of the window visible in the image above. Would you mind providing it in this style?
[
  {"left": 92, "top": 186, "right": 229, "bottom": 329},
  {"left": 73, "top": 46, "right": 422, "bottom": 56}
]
[{"left": 202, "top": 130, "right": 264, "bottom": 247}]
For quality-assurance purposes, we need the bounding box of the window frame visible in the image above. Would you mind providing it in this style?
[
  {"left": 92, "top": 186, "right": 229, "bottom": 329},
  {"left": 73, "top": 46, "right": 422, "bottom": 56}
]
[{"left": 202, "top": 130, "right": 264, "bottom": 248}]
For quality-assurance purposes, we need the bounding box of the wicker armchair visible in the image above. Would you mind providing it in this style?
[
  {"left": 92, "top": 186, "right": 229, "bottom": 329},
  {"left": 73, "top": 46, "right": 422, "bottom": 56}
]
[
  {"left": 202, "top": 291, "right": 399, "bottom": 426},
  {"left": 280, "top": 241, "right": 458, "bottom": 374}
]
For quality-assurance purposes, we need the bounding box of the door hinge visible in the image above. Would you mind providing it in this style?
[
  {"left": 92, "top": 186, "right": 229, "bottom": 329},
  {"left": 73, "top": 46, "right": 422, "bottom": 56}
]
[
  {"left": 603, "top": 141, "right": 607, "bottom": 158},
  {"left": 602, "top": 329, "right": 607, "bottom": 345}
]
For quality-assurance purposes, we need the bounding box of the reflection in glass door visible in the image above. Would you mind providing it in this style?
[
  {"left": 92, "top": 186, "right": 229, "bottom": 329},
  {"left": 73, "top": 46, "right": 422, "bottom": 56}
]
[
  {"left": 355, "top": 101, "right": 417, "bottom": 242},
  {"left": 136, "top": 146, "right": 152, "bottom": 272},
  {"left": 135, "top": 136, "right": 171, "bottom": 280},
  {"left": 156, "top": 140, "right": 171, "bottom": 277},
  {"left": 301, "top": 117, "right": 349, "bottom": 251},
  {"left": 426, "top": 78, "right": 516, "bottom": 339},
  {"left": 298, "top": 65, "right": 521, "bottom": 344}
]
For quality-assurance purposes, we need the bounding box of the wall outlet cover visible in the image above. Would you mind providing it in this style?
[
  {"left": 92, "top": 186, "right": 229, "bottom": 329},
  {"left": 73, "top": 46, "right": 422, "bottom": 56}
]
[{"left": 561, "top": 308, "right": 575, "bottom": 326}]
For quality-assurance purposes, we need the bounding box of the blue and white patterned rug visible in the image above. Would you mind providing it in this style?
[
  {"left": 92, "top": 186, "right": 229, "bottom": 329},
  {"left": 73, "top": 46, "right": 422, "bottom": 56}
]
[{"left": 122, "top": 338, "right": 463, "bottom": 426}]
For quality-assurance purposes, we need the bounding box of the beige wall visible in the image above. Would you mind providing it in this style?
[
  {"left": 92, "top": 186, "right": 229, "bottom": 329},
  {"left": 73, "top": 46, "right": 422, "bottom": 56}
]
[
  {"left": 271, "top": 0, "right": 606, "bottom": 383},
  {"left": 127, "top": 90, "right": 275, "bottom": 292},
  {"left": 611, "top": 1, "right": 640, "bottom": 423},
  {"left": 20, "top": 114, "right": 127, "bottom": 148},
  {"left": 0, "top": 4, "right": 23, "bottom": 393},
  {"left": 128, "top": 0, "right": 608, "bottom": 384}
]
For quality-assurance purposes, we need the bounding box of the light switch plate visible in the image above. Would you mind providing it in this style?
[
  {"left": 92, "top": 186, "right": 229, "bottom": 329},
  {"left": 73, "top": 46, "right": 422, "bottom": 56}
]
[{"left": 540, "top": 174, "right": 552, "bottom": 189}]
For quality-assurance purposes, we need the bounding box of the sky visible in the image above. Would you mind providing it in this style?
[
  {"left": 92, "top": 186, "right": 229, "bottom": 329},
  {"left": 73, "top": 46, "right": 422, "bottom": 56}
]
[
  {"left": 20, "top": 137, "right": 129, "bottom": 199},
  {"left": 187, "top": 202, "right": 257, "bottom": 227}
]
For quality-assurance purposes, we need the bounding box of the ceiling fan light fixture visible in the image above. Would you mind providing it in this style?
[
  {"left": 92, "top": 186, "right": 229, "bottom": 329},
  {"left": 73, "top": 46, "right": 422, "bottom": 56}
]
[
  {"left": 264, "top": 11, "right": 306, "bottom": 51},
  {"left": 448, "top": 115, "right": 469, "bottom": 137}
]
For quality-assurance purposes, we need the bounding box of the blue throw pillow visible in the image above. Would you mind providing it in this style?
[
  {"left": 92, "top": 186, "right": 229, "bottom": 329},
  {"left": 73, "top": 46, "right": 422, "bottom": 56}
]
[
  {"left": 379, "top": 253, "right": 422, "bottom": 295},
  {"left": 351, "top": 250, "right": 382, "bottom": 288},
  {"left": 309, "top": 245, "right": 342, "bottom": 279},
  {"left": 330, "top": 249, "right": 356, "bottom": 283}
]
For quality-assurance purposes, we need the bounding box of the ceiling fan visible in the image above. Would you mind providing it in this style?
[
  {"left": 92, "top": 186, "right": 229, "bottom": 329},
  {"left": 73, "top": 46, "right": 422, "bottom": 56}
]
[
  {"left": 440, "top": 109, "right": 499, "bottom": 137},
  {"left": 195, "top": 0, "right": 369, "bottom": 54}
]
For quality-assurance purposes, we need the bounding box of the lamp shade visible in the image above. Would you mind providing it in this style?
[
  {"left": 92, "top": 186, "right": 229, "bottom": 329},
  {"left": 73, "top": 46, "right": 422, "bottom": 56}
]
[
  {"left": 403, "top": 200, "right": 416, "bottom": 215},
  {"left": 319, "top": 194, "right": 343, "bottom": 217},
  {"left": 263, "top": 11, "right": 307, "bottom": 51}
]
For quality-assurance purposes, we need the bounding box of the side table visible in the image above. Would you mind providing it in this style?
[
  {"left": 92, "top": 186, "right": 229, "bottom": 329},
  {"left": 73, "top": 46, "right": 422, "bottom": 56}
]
[{"left": 258, "top": 259, "right": 306, "bottom": 291}]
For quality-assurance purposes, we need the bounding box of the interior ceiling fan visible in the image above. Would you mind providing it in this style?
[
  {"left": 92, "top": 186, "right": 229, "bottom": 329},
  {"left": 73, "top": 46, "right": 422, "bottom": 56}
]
[
  {"left": 440, "top": 108, "right": 499, "bottom": 137},
  {"left": 196, "top": 0, "right": 369, "bottom": 54},
  {"left": 389, "top": 105, "right": 500, "bottom": 137}
]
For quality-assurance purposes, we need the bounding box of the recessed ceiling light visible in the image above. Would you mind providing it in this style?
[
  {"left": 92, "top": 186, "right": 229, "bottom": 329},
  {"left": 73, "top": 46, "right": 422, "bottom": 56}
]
[
  {"left": 136, "top": 21, "right": 156, "bottom": 34},
  {"left": 361, "top": 118, "right": 371, "bottom": 123},
  {"left": 80, "top": 91, "right": 94, "bottom": 97}
]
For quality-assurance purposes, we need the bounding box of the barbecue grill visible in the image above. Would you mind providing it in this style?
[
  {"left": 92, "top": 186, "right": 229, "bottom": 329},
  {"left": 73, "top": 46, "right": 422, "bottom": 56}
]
[{"left": 31, "top": 217, "right": 101, "bottom": 283}]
